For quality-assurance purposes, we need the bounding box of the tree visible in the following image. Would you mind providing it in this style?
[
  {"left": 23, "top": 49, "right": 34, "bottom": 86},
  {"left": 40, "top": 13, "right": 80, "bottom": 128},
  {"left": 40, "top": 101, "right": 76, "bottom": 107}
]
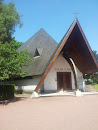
[
  {"left": 0, "top": 42, "right": 31, "bottom": 81},
  {"left": 0, "top": 1, "right": 32, "bottom": 81},
  {"left": 11, "top": 37, "right": 24, "bottom": 50},
  {"left": 0, "top": 1, "right": 22, "bottom": 44},
  {"left": 92, "top": 50, "right": 98, "bottom": 62},
  {"left": 84, "top": 50, "right": 98, "bottom": 84}
]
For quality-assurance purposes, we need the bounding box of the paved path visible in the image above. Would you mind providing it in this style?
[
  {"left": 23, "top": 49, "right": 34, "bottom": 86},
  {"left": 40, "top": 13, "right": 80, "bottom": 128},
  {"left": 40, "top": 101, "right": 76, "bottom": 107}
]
[{"left": 0, "top": 95, "right": 98, "bottom": 130}]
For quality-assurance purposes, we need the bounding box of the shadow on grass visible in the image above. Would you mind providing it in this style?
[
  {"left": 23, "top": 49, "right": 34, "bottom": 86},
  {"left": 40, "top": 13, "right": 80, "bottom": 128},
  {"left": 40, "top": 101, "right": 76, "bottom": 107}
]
[{"left": 0, "top": 96, "right": 28, "bottom": 105}]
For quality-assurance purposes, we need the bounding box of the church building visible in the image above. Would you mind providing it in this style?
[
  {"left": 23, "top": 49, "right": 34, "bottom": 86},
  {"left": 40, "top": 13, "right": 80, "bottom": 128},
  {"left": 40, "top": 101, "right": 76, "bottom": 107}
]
[{"left": 15, "top": 19, "right": 98, "bottom": 96}]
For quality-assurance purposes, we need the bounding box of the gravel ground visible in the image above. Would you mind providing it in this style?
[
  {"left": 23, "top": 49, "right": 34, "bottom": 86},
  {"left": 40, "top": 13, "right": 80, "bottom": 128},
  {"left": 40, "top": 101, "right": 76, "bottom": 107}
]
[{"left": 0, "top": 94, "right": 98, "bottom": 130}]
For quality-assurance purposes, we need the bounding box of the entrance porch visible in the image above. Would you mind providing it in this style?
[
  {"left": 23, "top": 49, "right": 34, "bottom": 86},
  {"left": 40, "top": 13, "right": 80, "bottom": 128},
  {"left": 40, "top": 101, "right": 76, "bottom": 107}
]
[{"left": 43, "top": 55, "right": 84, "bottom": 93}]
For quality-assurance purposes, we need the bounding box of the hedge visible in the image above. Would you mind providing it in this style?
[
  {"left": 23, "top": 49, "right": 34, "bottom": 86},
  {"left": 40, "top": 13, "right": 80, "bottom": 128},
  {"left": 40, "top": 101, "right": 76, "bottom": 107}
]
[{"left": 0, "top": 84, "right": 15, "bottom": 101}]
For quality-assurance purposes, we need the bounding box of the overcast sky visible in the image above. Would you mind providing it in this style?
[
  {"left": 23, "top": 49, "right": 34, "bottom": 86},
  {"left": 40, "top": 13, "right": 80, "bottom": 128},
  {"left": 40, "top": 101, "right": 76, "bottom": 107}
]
[{"left": 4, "top": 0, "right": 98, "bottom": 52}]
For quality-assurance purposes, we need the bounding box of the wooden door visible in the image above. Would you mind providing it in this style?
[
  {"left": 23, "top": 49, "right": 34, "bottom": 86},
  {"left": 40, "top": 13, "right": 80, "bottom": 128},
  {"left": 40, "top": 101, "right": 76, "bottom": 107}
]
[{"left": 57, "top": 72, "right": 72, "bottom": 91}]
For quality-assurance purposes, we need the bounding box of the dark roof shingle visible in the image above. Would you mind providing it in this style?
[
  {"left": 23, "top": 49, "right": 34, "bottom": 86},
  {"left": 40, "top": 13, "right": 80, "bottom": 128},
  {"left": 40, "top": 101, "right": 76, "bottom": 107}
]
[{"left": 17, "top": 28, "right": 58, "bottom": 76}]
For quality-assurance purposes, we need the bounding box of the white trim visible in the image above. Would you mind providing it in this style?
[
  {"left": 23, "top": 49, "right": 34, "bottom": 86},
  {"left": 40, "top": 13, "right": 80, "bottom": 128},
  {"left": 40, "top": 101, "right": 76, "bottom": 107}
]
[{"left": 34, "top": 56, "right": 40, "bottom": 59}]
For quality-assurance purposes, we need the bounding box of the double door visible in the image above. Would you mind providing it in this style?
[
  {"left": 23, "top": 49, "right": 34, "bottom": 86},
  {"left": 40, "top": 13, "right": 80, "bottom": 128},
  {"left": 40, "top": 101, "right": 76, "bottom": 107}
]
[{"left": 57, "top": 72, "right": 72, "bottom": 91}]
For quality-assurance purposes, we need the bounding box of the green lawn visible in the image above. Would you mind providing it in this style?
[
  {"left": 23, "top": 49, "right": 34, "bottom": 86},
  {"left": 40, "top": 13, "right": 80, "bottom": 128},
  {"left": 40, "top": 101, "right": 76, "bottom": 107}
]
[{"left": 92, "top": 83, "right": 98, "bottom": 91}]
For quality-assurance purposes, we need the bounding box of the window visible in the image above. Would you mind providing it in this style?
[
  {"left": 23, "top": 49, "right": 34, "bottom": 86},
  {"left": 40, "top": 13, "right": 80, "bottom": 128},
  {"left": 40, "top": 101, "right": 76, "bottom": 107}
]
[
  {"left": 34, "top": 48, "right": 40, "bottom": 57},
  {"left": 34, "top": 47, "right": 43, "bottom": 58}
]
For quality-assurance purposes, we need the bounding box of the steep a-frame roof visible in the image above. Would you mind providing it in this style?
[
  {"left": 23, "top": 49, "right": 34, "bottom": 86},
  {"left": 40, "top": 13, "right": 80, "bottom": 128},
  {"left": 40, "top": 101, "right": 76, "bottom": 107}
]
[
  {"left": 62, "top": 19, "right": 98, "bottom": 73},
  {"left": 35, "top": 19, "right": 98, "bottom": 92}
]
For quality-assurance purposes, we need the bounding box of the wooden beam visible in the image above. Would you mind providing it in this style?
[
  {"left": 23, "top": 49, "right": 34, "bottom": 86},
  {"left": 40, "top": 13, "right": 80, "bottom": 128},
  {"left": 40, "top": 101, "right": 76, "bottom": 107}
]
[{"left": 35, "top": 20, "right": 77, "bottom": 92}]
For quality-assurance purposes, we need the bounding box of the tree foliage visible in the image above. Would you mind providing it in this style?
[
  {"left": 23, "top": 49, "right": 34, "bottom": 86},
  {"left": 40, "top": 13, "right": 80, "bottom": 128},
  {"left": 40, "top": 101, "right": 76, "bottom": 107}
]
[
  {"left": 0, "top": 42, "right": 31, "bottom": 80},
  {"left": 84, "top": 50, "right": 98, "bottom": 84},
  {"left": 0, "top": 1, "right": 32, "bottom": 81},
  {"left": 11, "top": 37, "right": 24, "bottom": 50},
  {"left": 92, "top": 50, "right": 98, "bottom": 62},
  {"left": 0, "top": 1, "right": 22, "bottom": 43},
  {"left": 84, "top": 73, "right": 98, "bottom": 84}
]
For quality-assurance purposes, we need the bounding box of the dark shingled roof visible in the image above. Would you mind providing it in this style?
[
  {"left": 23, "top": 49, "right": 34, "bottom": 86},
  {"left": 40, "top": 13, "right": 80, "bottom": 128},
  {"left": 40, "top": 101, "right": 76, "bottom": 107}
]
[{"left": 17, "top": 28, "right": 58, "bottom": 76}]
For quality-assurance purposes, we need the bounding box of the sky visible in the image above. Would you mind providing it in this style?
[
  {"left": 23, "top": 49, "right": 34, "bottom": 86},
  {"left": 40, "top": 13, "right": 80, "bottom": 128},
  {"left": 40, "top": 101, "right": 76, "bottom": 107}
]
[{"left": 4, "top": 0, "right": 98, "bottom": 51}]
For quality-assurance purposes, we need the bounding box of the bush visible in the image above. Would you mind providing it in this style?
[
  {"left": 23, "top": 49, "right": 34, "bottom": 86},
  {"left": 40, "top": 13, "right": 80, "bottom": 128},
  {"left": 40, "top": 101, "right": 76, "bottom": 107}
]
[
  {"left": 0, "top": 84, "right": 15, "bottom": 101},
  {"left": 85, "top": 79, "right": 93, "bottom": 85}
]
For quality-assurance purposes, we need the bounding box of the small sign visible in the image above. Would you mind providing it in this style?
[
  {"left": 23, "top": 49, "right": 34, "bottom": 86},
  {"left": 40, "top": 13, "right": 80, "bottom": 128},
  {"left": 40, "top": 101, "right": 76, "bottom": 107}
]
[{"left": 55, "top": 68, "right": 71, "bottom": 71}]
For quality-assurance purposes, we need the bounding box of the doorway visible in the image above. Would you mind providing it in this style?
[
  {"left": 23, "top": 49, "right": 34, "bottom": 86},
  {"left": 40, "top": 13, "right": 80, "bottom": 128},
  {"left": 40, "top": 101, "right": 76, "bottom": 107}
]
[{"left": 57, "top": 72, "right": 72, "bottom": 91}]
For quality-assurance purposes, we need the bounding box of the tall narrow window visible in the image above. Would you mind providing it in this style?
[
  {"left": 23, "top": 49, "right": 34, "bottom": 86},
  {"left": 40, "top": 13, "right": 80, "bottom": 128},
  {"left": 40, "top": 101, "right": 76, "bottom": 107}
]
[{"left": 34, "top": 48, "right": 40, "bottom": 57}]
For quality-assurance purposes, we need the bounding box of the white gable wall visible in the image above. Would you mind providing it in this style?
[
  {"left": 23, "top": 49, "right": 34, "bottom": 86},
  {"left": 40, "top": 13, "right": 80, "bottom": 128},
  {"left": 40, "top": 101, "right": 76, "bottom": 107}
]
[{"left": 44, "top": 55, "right": 84, "bottom": 93}]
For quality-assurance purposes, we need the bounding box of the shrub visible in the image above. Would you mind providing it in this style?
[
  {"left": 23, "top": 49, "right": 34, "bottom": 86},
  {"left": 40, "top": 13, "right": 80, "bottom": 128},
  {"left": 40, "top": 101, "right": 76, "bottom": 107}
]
[
  {"left": 85, "top": 79, "right": 93, "bottom": 85},
  {"left": 0, "top": 84, "right": 15, "bottom": 101}
]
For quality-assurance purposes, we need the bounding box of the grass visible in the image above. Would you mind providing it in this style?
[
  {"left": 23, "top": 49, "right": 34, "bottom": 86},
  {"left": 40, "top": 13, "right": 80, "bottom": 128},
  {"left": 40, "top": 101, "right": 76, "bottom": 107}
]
[{"left": 91, "top": 83, "right": 98, "bottom": 91}]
